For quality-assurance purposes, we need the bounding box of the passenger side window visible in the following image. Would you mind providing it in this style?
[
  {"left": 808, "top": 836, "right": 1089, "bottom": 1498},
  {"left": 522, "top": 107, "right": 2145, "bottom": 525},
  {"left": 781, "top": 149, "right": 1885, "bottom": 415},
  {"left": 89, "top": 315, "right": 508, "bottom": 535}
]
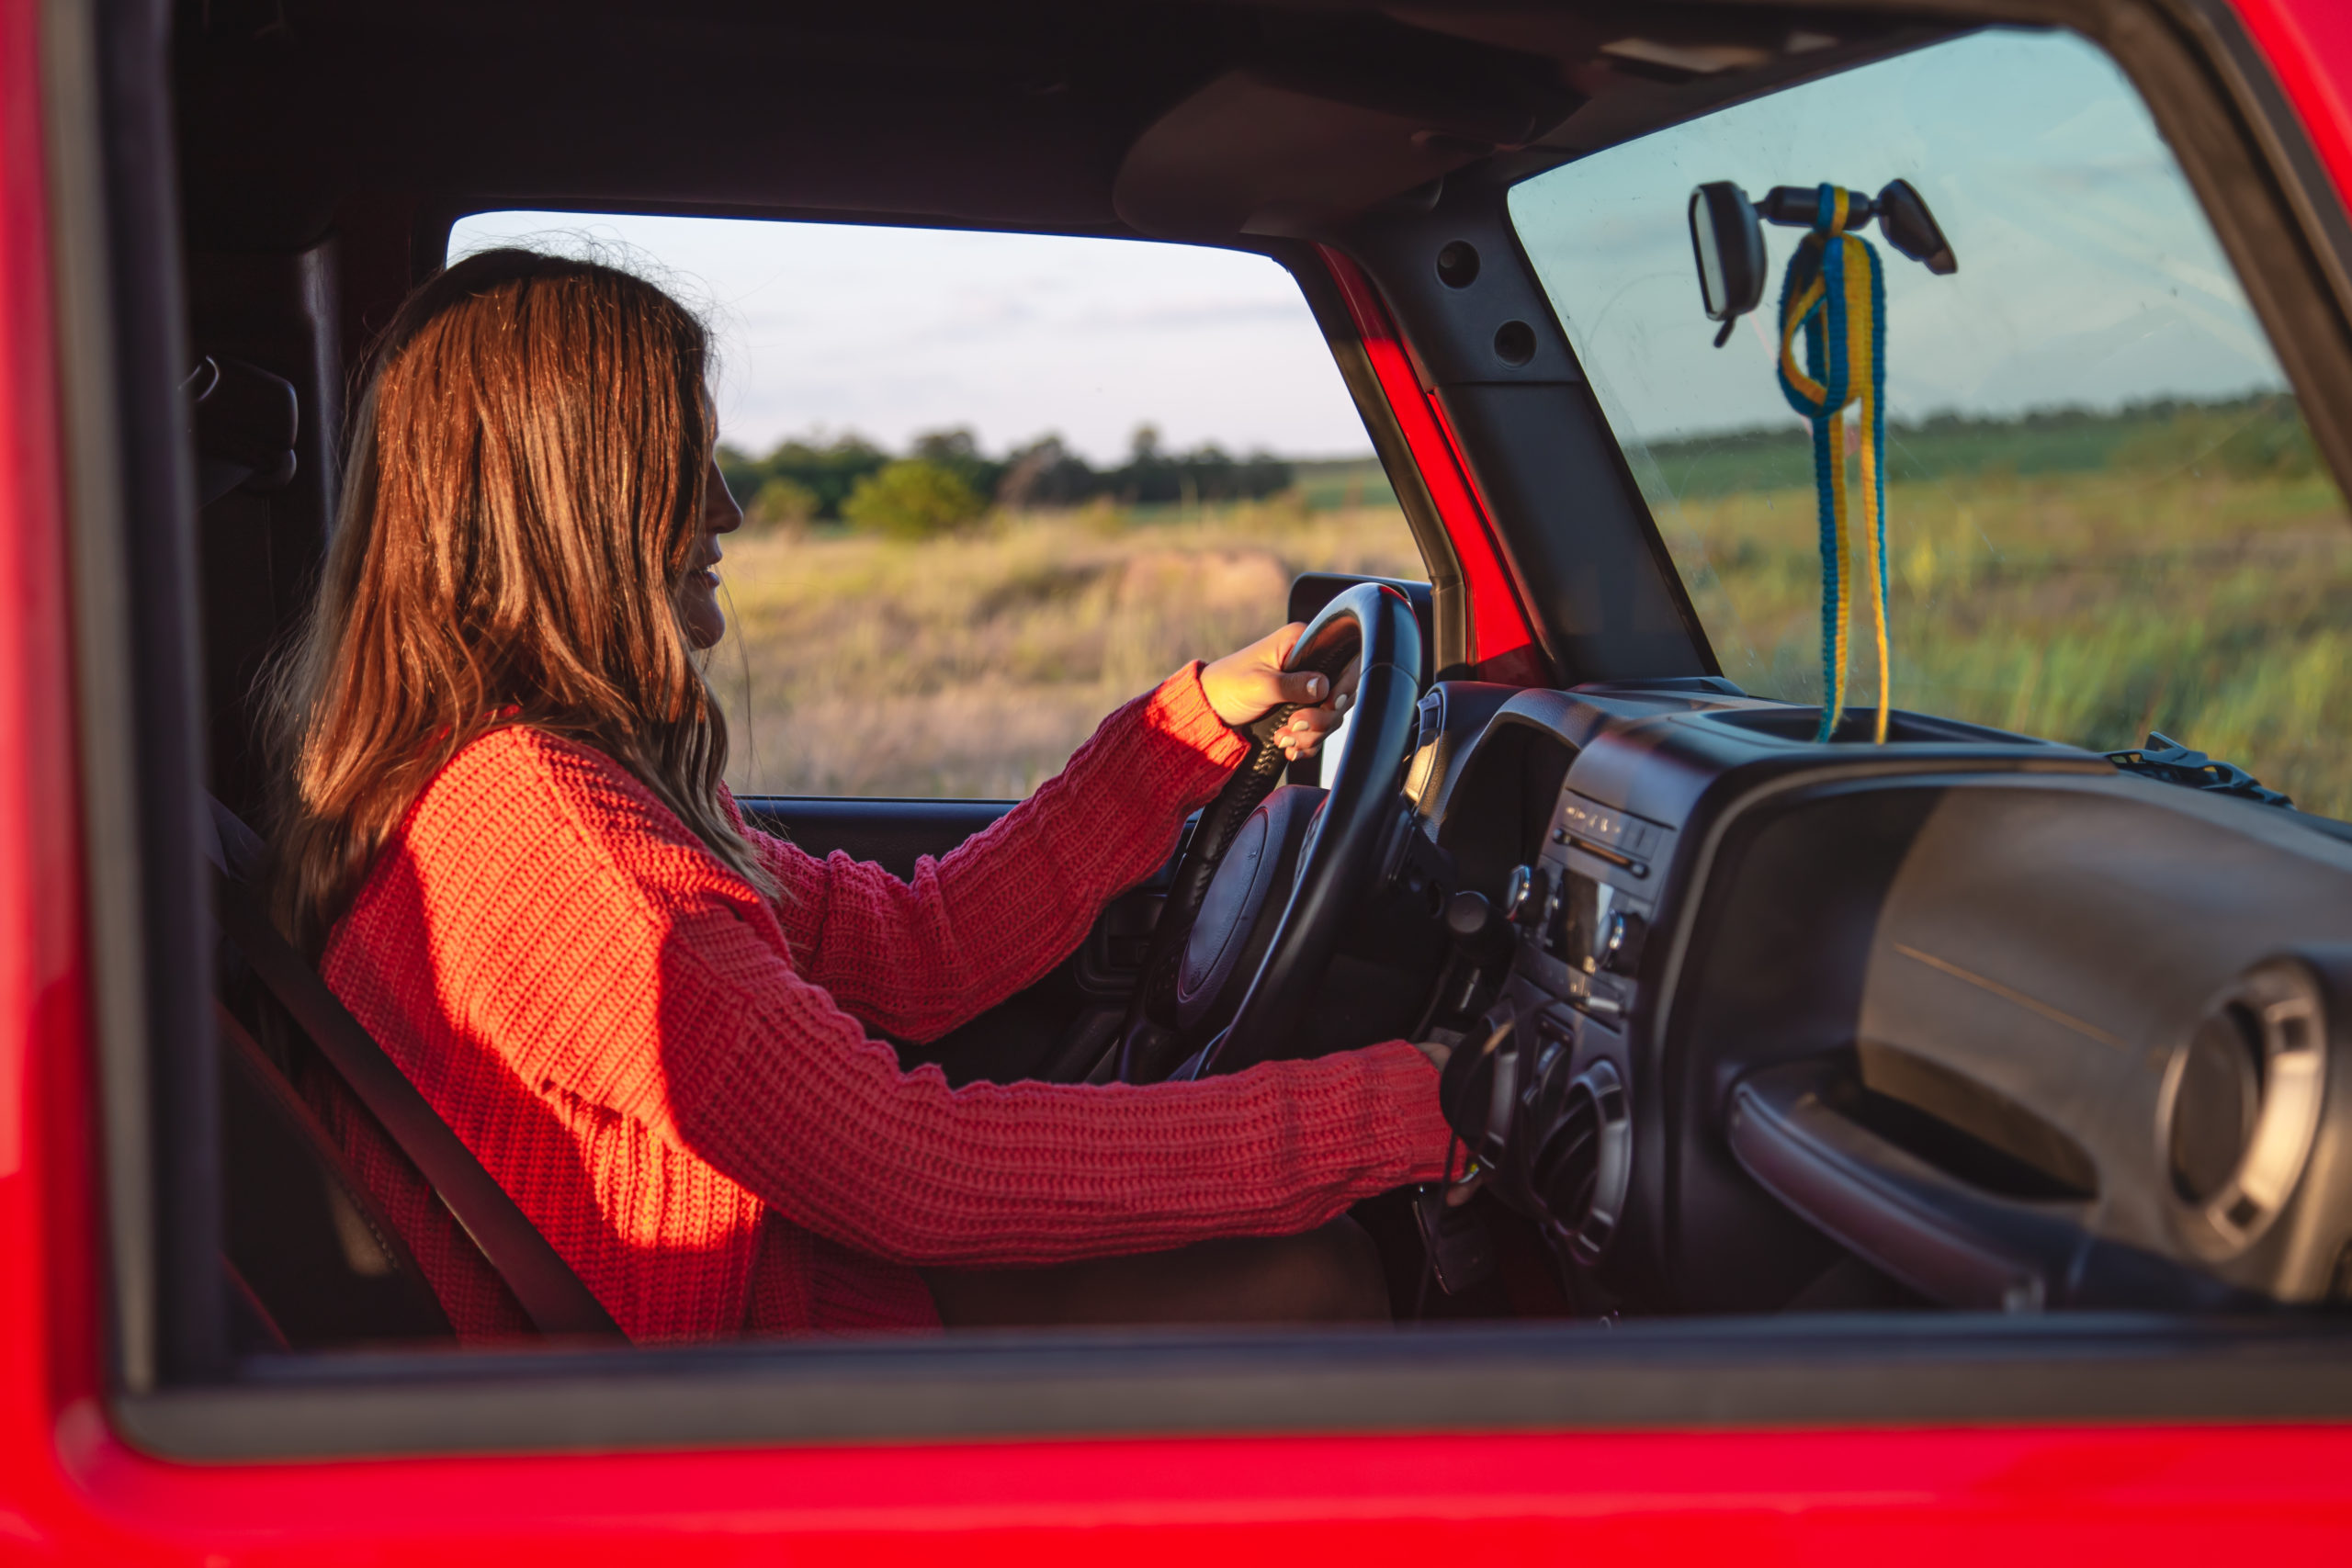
[
  {"left": 447, "top": 216, "right": 1418, "bottom": 798},
  {"left": 1509, "top": 28, "right": 2352, "bottom": 816}
]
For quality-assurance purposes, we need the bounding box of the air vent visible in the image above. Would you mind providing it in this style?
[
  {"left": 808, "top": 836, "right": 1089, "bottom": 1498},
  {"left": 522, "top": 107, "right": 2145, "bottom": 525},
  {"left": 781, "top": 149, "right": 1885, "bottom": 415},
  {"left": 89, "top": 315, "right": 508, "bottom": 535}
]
[
  {"left": 2163, "top": 959, "right": 2326, "bottom": 1258},
  {"left": 1530, "top": 1058, "right": 1632, "bottom": 1265},
  {"left": 2170, "top": 1004, "right": 2263, "bottom": 1204}
]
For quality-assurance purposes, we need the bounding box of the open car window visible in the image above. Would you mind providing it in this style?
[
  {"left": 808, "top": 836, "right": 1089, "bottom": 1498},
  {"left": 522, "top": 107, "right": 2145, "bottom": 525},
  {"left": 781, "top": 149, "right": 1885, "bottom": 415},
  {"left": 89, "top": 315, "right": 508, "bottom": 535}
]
[
  {"left": 447, "top": 214, "right": 1412, "bottom": 798},
  {"left": 1509, "top": 28, "right": 2352, "bottom": 816}
]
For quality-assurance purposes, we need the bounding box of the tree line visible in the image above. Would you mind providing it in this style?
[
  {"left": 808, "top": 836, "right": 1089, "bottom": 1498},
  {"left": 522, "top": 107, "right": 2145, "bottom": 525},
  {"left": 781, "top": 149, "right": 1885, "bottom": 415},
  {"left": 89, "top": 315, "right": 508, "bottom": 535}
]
[
  {"left": 716, "top": 424, "right": 1295, "bottom": 538},
  {"left": 1640, "top": 390, "right": 2321, "bottom": 501}
]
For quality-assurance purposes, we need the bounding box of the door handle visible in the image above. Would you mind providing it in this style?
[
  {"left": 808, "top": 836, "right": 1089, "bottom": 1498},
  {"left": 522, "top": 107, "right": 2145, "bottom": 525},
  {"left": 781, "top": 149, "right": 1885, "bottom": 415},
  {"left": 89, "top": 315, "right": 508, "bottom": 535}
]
[{"left": 1727, "top": 1058, "right": 2092, "bottom": 1311}]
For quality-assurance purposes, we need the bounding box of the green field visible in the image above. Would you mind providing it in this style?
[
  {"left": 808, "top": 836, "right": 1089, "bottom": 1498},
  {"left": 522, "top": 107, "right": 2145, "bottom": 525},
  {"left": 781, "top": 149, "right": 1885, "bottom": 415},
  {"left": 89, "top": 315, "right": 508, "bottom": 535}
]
[
  {"left": 714, "top": 397, "right": 2352, "bottom": 818},
  {"left": 1288, "top": 457, "right": 1397, "bottom": 513},
  {"left": 1631, "top": 393, "right": 2322, "bottom": 499}
]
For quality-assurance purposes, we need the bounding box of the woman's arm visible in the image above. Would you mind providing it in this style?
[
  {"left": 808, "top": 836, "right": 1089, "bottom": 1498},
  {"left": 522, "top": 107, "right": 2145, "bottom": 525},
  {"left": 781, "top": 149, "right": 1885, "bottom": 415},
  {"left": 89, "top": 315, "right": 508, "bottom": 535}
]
[
  {"left": 744, "top": 663, "right": 1249, "bottom": 1042},
  {"left": 655, "top": 888, "right": 1453, "bottom": 1266}
]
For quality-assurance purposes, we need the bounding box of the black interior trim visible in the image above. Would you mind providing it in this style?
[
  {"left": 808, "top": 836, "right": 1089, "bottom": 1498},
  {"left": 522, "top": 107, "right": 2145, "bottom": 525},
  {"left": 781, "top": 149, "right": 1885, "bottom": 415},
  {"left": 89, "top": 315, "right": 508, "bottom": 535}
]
[
  {"left": 1270, "top": 236, "right": 1472, "bottom": 678},
  {"left": 73, "top": 0, "right": 224, "bottom": 1387},
  {"left": 740, "top": 798, "right": 1017, "bottom": 881},
  {"left": 115, "top": 1314, "right": 2352, "bottom": 1461}
]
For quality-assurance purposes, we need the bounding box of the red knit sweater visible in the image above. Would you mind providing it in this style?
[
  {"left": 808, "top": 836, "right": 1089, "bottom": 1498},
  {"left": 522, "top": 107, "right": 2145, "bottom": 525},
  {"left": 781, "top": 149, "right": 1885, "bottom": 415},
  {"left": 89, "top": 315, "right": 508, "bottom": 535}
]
[{"left": 311, "top": 664, "right": 1453, "bottom": 1341}]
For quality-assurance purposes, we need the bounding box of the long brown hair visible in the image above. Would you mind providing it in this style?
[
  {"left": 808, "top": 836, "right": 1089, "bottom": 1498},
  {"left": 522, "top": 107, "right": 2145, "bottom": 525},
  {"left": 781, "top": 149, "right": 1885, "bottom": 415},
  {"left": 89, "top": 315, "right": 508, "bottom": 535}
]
[{"left": 268, "top": 246, "right": 775, "bottom": 953}]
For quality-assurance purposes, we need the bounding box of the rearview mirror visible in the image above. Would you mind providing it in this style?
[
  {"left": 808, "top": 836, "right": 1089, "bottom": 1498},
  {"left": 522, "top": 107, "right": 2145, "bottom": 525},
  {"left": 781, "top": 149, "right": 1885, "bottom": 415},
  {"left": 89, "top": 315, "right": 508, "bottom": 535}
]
[
  {"left": 1874, "top": 178, "right": 1957, "bottom": 275},
  {"left": 1689, "top": 181, "right": 1766, "bottom": 345}
]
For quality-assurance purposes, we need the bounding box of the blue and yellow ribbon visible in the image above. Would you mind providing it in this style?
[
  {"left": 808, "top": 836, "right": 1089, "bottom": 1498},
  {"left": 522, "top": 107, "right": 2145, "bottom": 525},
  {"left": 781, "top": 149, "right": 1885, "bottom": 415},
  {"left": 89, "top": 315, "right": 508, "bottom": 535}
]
[{"left": 1775, "top": 185, "right": 1891, "bottom": 744}]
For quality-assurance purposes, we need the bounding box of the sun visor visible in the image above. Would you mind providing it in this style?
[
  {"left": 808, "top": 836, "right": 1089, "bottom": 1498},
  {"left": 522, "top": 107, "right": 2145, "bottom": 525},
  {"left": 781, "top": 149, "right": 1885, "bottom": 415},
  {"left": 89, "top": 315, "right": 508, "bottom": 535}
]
[
  {"left": 1114, "top": 37, "right": 1582, "bottom": 243},
  {"left": 1114, "top": 72, "right": 1469, "bottom": 241}
]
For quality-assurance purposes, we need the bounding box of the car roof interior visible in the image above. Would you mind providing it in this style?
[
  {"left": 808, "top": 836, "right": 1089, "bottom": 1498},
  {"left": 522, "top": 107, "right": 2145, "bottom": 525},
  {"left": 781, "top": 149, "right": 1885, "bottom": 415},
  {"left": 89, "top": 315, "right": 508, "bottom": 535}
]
[{"left": 178, "top": 2, "right": 1955, "bottom": 248}]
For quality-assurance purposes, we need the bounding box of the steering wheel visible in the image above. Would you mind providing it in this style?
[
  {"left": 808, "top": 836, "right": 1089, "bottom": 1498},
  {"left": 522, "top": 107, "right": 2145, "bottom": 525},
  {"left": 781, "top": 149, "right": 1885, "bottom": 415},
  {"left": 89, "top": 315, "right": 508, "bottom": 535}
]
[{"left": 1118, "top": 582, "right": 1423, "bottom": 1082}]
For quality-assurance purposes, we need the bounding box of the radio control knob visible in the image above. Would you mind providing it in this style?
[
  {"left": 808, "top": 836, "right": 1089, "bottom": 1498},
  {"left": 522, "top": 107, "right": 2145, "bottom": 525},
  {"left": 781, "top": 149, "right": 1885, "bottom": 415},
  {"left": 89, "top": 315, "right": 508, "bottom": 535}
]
[
  {"left": 1503, "top": 863, "right": 1549, "bottom": 926},
  {"left": 1444, "top": 890, "right": 1494, "bottom": 938},
  {"left": 1600, "top": 909, "right": 1648, "bottom": 973}
]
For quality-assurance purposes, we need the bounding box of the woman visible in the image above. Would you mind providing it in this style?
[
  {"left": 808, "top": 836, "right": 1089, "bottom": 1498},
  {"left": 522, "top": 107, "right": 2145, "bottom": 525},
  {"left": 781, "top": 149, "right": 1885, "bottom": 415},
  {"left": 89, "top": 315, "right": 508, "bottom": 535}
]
[{"left": 269, "top": 248, "right": 1453, "bottom": 1342}]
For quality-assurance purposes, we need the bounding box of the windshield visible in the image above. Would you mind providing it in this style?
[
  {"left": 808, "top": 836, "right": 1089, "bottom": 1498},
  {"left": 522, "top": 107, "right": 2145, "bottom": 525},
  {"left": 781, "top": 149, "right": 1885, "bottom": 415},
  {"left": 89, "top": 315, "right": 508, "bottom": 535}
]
[{"left": 1509, "top": 28, "right": 2352, "bottom": 816}]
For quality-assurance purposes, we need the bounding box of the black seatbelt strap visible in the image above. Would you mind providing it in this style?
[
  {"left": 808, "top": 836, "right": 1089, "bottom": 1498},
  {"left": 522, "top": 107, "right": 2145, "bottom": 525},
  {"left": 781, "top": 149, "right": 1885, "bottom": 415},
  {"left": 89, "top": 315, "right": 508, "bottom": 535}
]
[{"left": 211, "top": 871, "right": 624, "bottom": 1340}]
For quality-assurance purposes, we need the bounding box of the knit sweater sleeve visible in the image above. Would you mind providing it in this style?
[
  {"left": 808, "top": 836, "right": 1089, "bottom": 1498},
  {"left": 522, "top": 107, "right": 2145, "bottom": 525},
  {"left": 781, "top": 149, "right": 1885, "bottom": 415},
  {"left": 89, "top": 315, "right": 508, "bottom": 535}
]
[
  {"left": 655, "top": 888, "right": 1454, "bottom": 1267},
  {"left": 737, "top": 663, "right": 1249, "bottom": 1043}
]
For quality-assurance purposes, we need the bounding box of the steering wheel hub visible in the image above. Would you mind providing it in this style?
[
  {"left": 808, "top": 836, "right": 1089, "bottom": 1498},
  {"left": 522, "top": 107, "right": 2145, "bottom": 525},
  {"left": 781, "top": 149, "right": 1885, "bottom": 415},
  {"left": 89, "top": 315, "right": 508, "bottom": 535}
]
[{"left": 1175, "top": 786, "right": 1326, "bottom": 1032}]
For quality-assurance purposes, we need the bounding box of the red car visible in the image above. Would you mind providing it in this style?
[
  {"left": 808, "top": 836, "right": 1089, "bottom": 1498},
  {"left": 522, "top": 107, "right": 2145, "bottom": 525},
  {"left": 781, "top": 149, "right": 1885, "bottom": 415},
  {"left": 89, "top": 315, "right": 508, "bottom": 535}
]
[{"left": 9, "top": 0, "right": 2352, "bottom": 1559}]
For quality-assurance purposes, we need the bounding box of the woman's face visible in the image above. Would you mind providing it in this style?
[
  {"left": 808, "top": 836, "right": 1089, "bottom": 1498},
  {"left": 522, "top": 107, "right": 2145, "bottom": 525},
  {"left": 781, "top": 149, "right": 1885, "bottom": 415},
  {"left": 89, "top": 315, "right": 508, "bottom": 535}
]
[{"left": 681, "top": 457, "right": 742, "bottom": 650}]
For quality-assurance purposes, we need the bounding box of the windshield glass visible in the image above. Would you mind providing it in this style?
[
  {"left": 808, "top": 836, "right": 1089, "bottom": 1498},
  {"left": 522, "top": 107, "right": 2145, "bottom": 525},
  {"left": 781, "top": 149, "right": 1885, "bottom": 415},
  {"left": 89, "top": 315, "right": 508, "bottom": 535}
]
[{"left": 1509, "top": 28, "right": 2352, "bottom": 815}]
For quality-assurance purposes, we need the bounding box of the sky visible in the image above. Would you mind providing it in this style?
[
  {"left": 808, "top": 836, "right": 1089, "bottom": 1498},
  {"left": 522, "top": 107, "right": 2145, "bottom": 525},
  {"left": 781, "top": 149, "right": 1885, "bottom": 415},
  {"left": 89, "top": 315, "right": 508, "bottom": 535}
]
[
  {"left": 447, "top": 213, "right": 1373, "bottom": 465},
  {"left": 1508, "top": 28, "right": 2289, "bottom": 448}
]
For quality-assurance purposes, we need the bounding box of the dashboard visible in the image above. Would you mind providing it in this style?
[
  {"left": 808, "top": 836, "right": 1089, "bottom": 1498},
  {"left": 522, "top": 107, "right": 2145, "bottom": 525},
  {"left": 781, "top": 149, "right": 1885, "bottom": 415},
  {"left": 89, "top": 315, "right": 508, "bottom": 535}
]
[{"left": 1408, "top": 678, "right": 2352, "bottom": 1314}]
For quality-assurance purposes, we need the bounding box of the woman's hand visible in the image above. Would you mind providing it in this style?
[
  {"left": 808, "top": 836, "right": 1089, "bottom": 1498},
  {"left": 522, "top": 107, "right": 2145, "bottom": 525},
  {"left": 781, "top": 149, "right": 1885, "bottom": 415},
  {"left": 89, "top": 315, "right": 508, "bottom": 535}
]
[
  {"left": 1414, "top": 1038, "right": 1480, "bottom": 1205},
  {"left": 1200, "top": 623, "right": 1362, "bottom": 764}
]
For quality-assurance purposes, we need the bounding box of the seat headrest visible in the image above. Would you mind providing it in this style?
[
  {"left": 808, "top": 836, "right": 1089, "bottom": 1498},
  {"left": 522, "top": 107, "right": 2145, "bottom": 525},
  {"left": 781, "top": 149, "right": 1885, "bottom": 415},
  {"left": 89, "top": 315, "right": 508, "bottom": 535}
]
[
  {"left": 187, "top": 355, "right": 299, "bottom": 507},
  {"left": 207, "top": 795, "right": 267, "bottom": 885}
]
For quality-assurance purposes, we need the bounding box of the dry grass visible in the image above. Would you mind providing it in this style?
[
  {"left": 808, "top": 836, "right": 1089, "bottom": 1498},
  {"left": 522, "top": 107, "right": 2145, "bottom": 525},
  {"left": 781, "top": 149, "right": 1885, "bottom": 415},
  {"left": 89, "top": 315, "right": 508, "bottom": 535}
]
[{"left": 710, "top": 501, "right": 1424, "bottom": 798}]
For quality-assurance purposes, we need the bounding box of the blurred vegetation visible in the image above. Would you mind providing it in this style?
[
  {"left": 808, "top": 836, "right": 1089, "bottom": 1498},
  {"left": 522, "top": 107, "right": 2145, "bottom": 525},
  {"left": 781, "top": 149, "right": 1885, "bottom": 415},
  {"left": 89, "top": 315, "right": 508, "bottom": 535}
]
[
  {"left": 745, "top": 474, "right": 820, "bottom": 531},
  {"left": 1635, "top": 392, "right": 2319, "bottom": 500},
  {"left": 841, "top": 458, "right": 989, "bottom": 540},
  {"left": 1286, "top": 457, "right": 1396, "bottom": 513},
  {"left": 719, "top": 433, "right": 888, "bottom": 520},
  {"left": 718, "top": 423, "right": 1296, "bottom": 525}
]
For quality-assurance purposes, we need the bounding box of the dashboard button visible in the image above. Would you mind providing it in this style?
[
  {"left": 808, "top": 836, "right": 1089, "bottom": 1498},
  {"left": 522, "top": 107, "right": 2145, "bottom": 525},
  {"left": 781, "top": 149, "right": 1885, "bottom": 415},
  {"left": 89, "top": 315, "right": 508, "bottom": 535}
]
[
  {"left": 1503, "top": 863, "right": 1550, "bottom": 926},
  {"left": 1600, "top": 909, "right": 1648, "bottom": 973}
]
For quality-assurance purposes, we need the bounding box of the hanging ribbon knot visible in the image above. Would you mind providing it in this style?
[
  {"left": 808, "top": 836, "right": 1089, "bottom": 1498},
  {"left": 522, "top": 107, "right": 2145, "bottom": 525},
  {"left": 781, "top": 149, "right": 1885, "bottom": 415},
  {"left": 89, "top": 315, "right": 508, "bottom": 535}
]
[{"left": 1775, "top": 184, "right": 1891, "bottom": 743}]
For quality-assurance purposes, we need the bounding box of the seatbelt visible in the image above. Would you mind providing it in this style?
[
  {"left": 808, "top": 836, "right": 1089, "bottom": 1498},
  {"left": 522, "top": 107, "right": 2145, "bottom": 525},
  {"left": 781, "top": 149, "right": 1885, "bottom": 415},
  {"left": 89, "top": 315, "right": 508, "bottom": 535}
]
[{"left": 210, "top": 868, "right": 625, "bottom": 1340}]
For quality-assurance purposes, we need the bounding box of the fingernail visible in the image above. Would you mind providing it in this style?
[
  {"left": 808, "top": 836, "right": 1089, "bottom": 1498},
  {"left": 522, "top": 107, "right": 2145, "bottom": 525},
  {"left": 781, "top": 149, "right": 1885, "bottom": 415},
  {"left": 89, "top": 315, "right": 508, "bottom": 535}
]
[{"left": 1307, "top": 676, "right": 1325, "bottom": 696}]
